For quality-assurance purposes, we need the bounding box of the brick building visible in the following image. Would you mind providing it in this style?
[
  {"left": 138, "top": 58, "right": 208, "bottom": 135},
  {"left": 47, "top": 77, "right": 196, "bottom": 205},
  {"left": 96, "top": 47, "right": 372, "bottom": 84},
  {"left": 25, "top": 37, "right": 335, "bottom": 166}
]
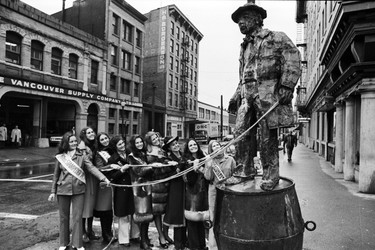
[
  {"left": 142, "top": 5, "right": 203, "bottom": 138},
  {"left": 0, "top": 0, "right": 108, "bottom": 147}
]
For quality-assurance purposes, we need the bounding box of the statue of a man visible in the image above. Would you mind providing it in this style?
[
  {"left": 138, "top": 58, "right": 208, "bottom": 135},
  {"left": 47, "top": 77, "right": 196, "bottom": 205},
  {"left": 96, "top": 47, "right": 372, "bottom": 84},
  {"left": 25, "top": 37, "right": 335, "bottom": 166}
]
[{"left": 228, "top": 0, "right": 301, "bottom": 191}]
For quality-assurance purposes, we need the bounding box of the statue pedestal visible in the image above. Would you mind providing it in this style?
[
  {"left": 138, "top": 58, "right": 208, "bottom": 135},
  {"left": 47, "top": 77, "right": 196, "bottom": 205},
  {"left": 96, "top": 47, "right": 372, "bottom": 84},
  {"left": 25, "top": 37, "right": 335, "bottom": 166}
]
[{"left": 214, "top": 176, "right": 305, "bottom": 250}]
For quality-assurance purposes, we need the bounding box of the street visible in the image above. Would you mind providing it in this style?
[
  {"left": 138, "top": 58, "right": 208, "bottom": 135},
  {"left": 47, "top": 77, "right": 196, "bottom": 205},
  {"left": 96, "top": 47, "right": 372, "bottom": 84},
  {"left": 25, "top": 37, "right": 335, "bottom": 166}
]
[{"left": 1, "top": 144, "right": 375, "bottom": 250}]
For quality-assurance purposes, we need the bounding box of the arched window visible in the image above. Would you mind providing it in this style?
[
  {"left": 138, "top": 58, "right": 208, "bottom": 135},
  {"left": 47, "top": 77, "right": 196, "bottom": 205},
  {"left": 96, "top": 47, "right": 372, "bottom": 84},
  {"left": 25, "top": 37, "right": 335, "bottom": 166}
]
[
  {"left": 30, "top": 40, "right": 44, "bottom": 70},
  {"left": 5, "top": 31, "right": 22, "bottom": 65},
  {"left": 51, "top": 47, "right": 63, "bottom": 75},
  {"left": 69, "top": 53, "right": 78, "bottom": 79}
]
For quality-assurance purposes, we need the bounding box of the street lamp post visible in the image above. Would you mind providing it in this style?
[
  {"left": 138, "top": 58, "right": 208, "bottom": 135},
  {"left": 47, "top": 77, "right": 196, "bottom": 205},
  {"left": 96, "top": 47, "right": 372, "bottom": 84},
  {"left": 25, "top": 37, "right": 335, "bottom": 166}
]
[{"left": 120, "top": 100, "right": 126, "bottom": 138}]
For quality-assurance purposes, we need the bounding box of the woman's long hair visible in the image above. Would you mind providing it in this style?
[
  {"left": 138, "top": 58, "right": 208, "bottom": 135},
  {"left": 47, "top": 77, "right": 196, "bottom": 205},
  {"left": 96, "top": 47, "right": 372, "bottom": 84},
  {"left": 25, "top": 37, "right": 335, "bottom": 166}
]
[
  {"left": 109, "top": 135, "right": 124, "bottom": 153},
  {"left": 57, "top": 131, "right": 74, "bottom": 154},
  {"left": 79, "top": 126, "right": 96, "bottom": 151},
  {"left": 128, "top": 134, "right": 147, "bottom": 158},
  {"left": 95, "top": 132, "right": 112, "bottom": 153},
  {"left": 144, "top": 131, "right": 159, "bottom": 153},
  {"left": 208, "top": 140, "right": 224, "bottom": 159},
  {"left": 182, "top": 138, "right": 205, "bottom": 160}
]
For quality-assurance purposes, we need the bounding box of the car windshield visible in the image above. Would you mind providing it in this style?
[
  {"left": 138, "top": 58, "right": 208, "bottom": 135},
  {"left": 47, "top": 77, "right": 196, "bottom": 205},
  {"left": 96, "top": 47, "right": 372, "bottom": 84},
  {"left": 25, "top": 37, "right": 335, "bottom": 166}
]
[{"left": 195, "top": 131, "right": 207, "bottom": 135}]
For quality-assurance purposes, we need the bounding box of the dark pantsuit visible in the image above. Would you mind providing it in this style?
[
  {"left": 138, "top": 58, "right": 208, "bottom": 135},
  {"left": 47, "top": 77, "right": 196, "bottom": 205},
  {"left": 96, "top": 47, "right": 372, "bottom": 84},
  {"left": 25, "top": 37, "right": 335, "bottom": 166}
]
[{"left": 187, "top": 220, "right": 206, "bottom": 250}]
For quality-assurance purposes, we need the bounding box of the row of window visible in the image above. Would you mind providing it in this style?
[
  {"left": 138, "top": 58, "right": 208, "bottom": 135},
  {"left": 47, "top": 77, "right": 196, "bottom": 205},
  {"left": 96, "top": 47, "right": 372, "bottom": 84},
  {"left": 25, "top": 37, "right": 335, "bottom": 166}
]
[
  {"left": 108, "top": 123, "right": 138, "bottom": 136},
  {"left": 168, "top": 91, "right": 196, "bottom": 111},
  {"left": 110, "top": 45, "right": 141, "bottom": 74},
  {"left": 170, "top": 21, "right": 198, "bottom": 54},
  {"left": 112, "top": 13, "right": 143, "bottom": 47},
  {"left": 108, "top": 109, "right": 139, "bottom": 120},
  {"left": 168, "top": 74, "right": 197, "bottom": 96},
  {"left": 198, "top": 107, "right": 219, "bottom": 121},
  {"left": 109, "top": 76, "right": 140, "bottom": 96},
  {"left": 169, "top": 55, "right": 198, "bottom": 80},
  {"left": 5, "top": 31, "right": 81, "bottom": 79},
  {"left": 169, "top": 40, "right": 198, "bottom": 68}
]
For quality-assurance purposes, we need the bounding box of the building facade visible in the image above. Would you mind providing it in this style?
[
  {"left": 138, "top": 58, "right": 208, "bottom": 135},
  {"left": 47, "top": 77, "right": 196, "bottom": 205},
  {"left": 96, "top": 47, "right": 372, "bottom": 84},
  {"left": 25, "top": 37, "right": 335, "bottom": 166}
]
[
  {"left": 142, "top": 5, "right": 203, "bottom": 138},
  {"left": 53, "top": 0, "right": 147, "bottom": 139},
  {"left": 296, "top": 1, "right": 375, "bottom": 193},
  {"left": 0, "top": 0, "right": 109, "bottom": 147},
  {"left": 197, "top": 101, "right": 235, "bottom": 139}
]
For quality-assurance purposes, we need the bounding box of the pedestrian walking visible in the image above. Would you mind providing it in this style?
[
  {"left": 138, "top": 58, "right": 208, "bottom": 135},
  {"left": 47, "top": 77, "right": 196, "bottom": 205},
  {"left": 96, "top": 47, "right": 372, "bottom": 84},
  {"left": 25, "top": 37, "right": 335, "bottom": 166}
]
[
  {"left": 284, "top": 130, "right": 298, "bottom": 162},
  {"left": 11, "top": 125, "right": 21, "bottom": 148},
  {"left": 48, "top": 132, "right": 110, "bottom": 250}
]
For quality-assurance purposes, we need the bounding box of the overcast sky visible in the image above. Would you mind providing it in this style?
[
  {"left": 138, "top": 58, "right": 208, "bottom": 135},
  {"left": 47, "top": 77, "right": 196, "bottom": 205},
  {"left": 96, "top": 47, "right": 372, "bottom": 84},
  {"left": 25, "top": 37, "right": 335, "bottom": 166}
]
[{"left": 20, "top": 0, "right": 298, "bottom": 108}]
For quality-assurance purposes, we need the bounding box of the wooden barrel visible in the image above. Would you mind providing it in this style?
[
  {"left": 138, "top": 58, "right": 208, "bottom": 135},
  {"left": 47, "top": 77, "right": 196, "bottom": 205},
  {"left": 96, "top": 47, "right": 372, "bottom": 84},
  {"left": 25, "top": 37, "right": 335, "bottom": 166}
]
[{"left": 214, "top": 176, "right": 304, "bottom": 250}]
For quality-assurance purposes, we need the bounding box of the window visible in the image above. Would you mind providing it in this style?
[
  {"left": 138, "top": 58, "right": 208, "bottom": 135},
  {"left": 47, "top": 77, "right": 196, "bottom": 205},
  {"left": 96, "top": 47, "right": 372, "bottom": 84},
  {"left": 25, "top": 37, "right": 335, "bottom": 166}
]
[
  {"left": 190, "top": 83, "right": 193, "bottom": 95},
  {"left": 194, "top": 71, "right": 197, "bottom": 82},
  {"left": 182, "top": 31, "right": 185, "bottom": 41},
  {"left": 169, "top": 74, "right": 173, "bottom": 88},
  {"left": 136, "top": 29, "right": 142, "bottom": 47},
  {"left": 189, "top": 99, "right": 193, "bottom": 110},
  {"left": 175, "top": 77, "right": 178, "bottom": 89},
  {"left": 175, "top": 59, "right": 179, "bottom": 72},
  {"left": 121, "top": 78, "right": 131, "bottom": 94},
  {"left": 51, "top": 47, "right": 62, "bottom": 75},
  {"left": 170, "top": 21, "right": 175, "bottom": 35},
  {"left": 170, "top": 39, "right": 174, "bottom": 54},
  {"left": 90, "top": 60, "right": 99, "bottom": 84},
  {"left": 132, "top": 124, "right": 138, "bottom": 135},
  {"left": 109, "top": 108, "right": 116, "bottom": 118},
  {"left": 134, "top": 82, "right": 139, "bottom": 97},
  {"left": 30, "top": 40, "right": 44, "bottom": 70},
  {"left": 211, "top": 111, "right": 216, "bottom": 120},
  {"left": 199, "top": 108, "right": 204, "bottom": 119},
  {"left": 168, "top": 92, "right": 173, "bottom": 106},
  {"left": 176, "top": 43, "right": 180, "bottom": 56},
  {"left": 191, "top": 39, "right": 194, "bottom": 51},
  {"left": 5, "top": 31, "right": 22, "bottom": 65},
  {"left": 123, "top": 21, "right": 133, "bottom": 43},
  {"left": 194, "top": 57, "right": 197, "bottom": 68},
  {"left": 112, "top": 13, "right": 119, "bottom": 35},
  {"left": 194, "top": 86, "right": 197, "bottom": 96},
  {"left": 111, "top": 45, "right": 118, "bottom": 65},
  {"left": 133, "top": 112, "right": 139, "bottom": 120},
  {"left": 195, "top": 43, "right": 198, "bottom": 53},
  {"left": 190, "top": 69, "right": 193, "bottom": 80},
  {"left": 122, "top": 50, "right": 132, "bottom": 70},
  {"left": 176, "top": 26, "right": 180, "bottom": 39},
  {"left": 68, "top": 53, "right": 78, "bottom": 79},
  {"left": 194, "top": 100, "right": 196, "bottom": 111},
  {"left": 206, "top": 110, "right": 210, "bottom": 119},
  {"left": 110, "top": 75, "right": 117, "bottom": 91},
  {"left": 175, "top": 94, "right": 178, "bottom": 107},
  {"left": 190, "top": 54, "right": 194, "bottom": 66},
  {"left": 169, "top": 56, "right": 173, "bottom": 70},
  {"left": 108, "top": 123, "right": 115, "bottom": 134},
  {"left": 135, "top": 56, "right": 140, "bottom": 74}
]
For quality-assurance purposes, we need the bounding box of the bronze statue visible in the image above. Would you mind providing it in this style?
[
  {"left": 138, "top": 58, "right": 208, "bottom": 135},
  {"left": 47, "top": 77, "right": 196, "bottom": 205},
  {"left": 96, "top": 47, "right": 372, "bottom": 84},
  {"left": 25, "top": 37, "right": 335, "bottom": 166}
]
[{"left": 228, "top": 0, "right": 301, "bottom": 191}]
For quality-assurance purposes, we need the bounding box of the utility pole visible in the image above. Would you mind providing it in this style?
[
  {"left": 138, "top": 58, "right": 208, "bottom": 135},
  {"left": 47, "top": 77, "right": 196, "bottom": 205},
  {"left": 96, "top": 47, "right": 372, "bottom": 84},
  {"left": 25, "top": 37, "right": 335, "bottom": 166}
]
[{"left": 220, "top": 95, "right": 223, "bottom": 141}]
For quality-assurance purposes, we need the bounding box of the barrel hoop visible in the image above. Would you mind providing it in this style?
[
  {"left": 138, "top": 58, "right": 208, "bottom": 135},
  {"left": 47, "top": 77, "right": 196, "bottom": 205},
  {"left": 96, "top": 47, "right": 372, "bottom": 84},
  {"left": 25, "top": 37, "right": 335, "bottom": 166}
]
[{"left": 218, "top": 231, "right": 304, "bottom": 243}]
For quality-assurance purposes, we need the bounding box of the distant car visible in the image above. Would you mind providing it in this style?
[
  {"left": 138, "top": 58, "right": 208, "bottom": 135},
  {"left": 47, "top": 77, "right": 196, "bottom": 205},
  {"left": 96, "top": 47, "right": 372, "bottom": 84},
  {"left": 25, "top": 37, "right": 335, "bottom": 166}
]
[{"left": 223, "top": 134, "right": 234, "bottom": 141}]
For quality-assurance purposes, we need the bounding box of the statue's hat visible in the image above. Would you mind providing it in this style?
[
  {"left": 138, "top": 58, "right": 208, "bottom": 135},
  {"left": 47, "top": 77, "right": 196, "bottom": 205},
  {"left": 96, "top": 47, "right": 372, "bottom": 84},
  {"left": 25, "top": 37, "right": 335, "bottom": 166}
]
[{"left": 231, "top": 0, "right": 267, "bottom": 23}]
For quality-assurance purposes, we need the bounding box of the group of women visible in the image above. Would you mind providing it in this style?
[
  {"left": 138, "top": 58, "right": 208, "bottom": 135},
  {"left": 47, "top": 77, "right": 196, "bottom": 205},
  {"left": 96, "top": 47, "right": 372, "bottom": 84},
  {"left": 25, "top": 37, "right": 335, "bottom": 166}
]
[{"left": 48, "top": 126, "right": 237, "bottom": 250}]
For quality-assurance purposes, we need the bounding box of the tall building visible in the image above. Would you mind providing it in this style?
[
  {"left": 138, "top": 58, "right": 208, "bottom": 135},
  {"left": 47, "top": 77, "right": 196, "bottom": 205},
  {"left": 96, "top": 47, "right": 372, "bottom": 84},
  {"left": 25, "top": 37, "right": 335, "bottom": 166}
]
[
  {"left": 0, "top": 0, "right": 108, "bottom": 147},
  {"left": 142, "top": 5, "right": 203, "bottom": 138},
  {"left": 53, "top": 0, "right": 147, "bottom": 139},
  {"left": 296, "top": 1, "right": 375, "bottom": 193}
]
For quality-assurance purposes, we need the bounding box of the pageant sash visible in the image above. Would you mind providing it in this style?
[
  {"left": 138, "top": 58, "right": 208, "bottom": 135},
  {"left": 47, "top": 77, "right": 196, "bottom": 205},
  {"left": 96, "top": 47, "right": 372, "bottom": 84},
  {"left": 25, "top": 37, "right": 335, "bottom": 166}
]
[
  {"left": 56, "top": 153, "right": 86, "bottom": 184},
  {"left": 98, "top": 151, "right": 111, "bottom": 163}
]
